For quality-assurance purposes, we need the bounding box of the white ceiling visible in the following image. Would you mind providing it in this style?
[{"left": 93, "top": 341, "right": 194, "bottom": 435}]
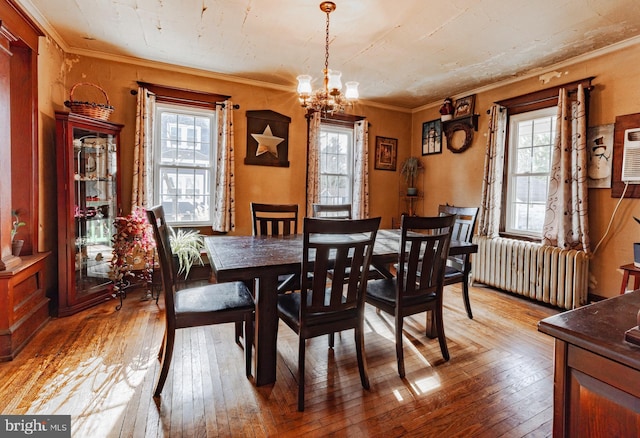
[{"left": 15, "top": 0, "right": 640, "bottom": 109}]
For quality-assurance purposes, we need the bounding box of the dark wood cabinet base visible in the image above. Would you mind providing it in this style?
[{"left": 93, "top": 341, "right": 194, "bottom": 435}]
[{"left": 0, "top": 253, "right": 50, "bottom": 361}]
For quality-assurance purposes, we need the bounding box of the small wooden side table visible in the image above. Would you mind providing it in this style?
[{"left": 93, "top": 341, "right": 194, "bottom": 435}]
[{"left": 620, "top": 263, "right": 640, "bottom": 295}]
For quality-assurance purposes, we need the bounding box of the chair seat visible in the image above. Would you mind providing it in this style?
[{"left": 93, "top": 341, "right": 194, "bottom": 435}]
[
  {"left": 366, "top": 278, "right": 437, "bottom": 307},
  {"left": 444, "top": 265, "right": 463, "bottom": 280},
  {"left": 175, "top": 281, "right": 254, "bottom": 327},
  {"left": 277, "top": 290, "right": 355, "bottom": 328}
]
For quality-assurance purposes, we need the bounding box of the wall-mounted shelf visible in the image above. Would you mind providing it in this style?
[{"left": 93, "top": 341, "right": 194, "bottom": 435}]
[{"left": 443, "top": 114, "right": 479, "bottom": 153}]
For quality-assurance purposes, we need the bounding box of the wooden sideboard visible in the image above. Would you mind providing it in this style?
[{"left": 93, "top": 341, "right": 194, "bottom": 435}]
[
  {"left": 538, "top": 291, "right": 640, "bottom": 437},
  {"left": 0, "top": 253, "right": 50, "bottom": 361}
]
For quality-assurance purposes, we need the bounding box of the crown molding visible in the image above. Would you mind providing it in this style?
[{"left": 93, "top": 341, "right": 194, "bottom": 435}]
[{"left": 411, "top": 34, "right": 640, "bottom": 114}]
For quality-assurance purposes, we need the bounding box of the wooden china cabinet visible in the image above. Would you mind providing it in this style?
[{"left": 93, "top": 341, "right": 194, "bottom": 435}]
[{"left": 56, "top": 111, "right": 123, "bottom": 316}]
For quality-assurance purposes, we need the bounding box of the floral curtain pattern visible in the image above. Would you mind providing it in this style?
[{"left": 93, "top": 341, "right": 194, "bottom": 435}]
[
  {"left": 212, "top": 100, "right": 236, "bottom": 232},
  {"left": 542, "top": 85, "right": 590, "bottom": 252},
  {"left": 477, "top": 104, "right": 507, "bottom": 237},
  {"left": 352, "top": 119, "right": 370, "bottom": 219},
  {"left": 131, "top": 86, "right": 156, "bottom": 209},
  {"left": 305, "top": 112, "right": 321, "bottom": 217}
]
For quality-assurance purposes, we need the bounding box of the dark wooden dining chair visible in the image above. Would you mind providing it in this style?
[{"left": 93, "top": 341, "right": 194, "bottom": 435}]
[
  {"left": 438, "top": 204, "right": 479, "bottom": 319},
  {"left": 312, "top": 203, "right": 352, "bottom": 219},
  {"left": 251, "top": 202, "right": 299, "bottom": 293},
  {"left": 366, "top": 214, "right": 455, "bottom": 378},
  {"left": 277, "top": 216, "right": 381, "bottom": 411},
  {"left": 312, "top": 203, "right": 384, "bottom": 282},
  {"left": 146, "top": 205, "right": 254, "bottom": 397},
  {"left": 251, "top": 202, "right": 298, "bottom": 237}
]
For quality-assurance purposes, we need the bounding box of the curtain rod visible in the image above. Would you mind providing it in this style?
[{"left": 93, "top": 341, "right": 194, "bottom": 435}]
[{"left": 129, "top": 89, "right": 240, "bottom": 109}]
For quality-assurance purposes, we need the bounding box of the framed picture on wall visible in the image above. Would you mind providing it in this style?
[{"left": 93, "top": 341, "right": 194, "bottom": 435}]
[
  {"left": 587, "top": 124, "right": 614, "bottom": 188},
  {"left": 453, "top": 95, "right": 475, "bottom": 118},
  {"left": 374, "top": 136, "right": 397, "bottom": 171},
  {"left": 422, "top": 119, "right": 442, "bottom": 155},
  {"left": 244, "top": 110, "right": 291, "bottom": 167}
]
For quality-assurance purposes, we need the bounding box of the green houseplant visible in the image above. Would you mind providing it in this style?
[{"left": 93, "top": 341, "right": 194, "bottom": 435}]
[
  {"left": 401, "top": 156, "right": 421, "bottom": 196},
  {"left": 169, "top": 227, "right": 204, "bottom": 279}
]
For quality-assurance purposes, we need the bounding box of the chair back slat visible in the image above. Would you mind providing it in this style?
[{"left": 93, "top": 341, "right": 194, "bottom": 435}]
[
  {"left": 251, "top": 202, "right": 298, "bottom": 236},
  {"left": 397, "top": 215, "right": 455, "bottom": 300},
  {"left": 301, "top": 217, "right": 380, "bottom": 316}
]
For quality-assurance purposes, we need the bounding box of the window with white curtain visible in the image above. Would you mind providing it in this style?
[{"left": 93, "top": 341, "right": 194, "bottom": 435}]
[
  {"left": 319, "top": 124, "right": 354, "bottom": 205},
  {"left": 154, "top": 103, "right": 216, "bottom": 226},
  {"left": 505, "top": 107, "right": 556, "bottom": 237}
]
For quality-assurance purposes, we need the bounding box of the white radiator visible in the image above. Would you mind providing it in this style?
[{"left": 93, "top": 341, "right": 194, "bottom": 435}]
[{"left": 473, "top": 236, "right": 589, "bottom": 310}]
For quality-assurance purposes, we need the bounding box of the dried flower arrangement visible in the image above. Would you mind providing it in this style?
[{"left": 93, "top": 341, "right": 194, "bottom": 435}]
[{"left": 110, "top": 207, "right": 155, "bottom": 305}]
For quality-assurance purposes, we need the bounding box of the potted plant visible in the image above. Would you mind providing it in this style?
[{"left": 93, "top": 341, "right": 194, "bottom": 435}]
[
  {"left": 11, "top": 210, "right": 26, "bottom": 256},
  {"left": 401, "top": 156, "right": 421, "bottom": 196},
  {"left": 170, "top": 227, "right": 204, "bottom": 279}
]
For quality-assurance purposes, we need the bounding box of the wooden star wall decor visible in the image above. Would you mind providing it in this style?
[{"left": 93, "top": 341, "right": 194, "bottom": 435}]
[{"left": 245, "top": 110, "right": 291, "bottom": 167}]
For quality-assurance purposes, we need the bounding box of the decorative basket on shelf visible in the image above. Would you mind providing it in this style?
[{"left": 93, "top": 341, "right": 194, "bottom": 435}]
[{"left": 64, "top": 82, "right": 114, "bottom": 121}]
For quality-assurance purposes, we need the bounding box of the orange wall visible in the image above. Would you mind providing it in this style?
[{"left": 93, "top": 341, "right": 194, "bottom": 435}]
[
  {"left": 35, "top": 30, "right": 640, "bottom": 300},
  {"left": 411, "top": 42, "right": 640, "bottom": 299},
  {"left": 37, "top": 51, "right": 411, "bottom": 238}
]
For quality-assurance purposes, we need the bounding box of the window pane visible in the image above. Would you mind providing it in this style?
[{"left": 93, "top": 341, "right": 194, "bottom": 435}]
[
  {"left": 530, "top": 175, "right": 549, "bottom": 203},
  {"left": 516, "top": 148, "right": 532, "bottom": 173},
  {"left": 514, "top": 176, "right": 530, "bottom": 203},
  {"left": 532, "top": 146, "right": 551, "bottom": 172}
]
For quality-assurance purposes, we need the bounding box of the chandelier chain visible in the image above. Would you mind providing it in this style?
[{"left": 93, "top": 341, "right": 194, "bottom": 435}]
[{"left": 324, "top": 9, "right": 330, "bottom": 74}]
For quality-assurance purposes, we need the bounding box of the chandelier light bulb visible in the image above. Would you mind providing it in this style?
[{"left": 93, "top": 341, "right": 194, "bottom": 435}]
[
  {"left": 327, "top": 70, "right": 342, "bottom": 92},
  {"left": 345, "top": 81, "right": 359, "bottom": 100},
  {"left": 297, "top": 75, "right": 312, "bottom": 96}
]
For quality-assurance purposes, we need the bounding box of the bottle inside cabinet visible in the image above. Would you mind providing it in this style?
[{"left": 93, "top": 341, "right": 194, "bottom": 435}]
[{"left": 56, "top": 111, "right": 123, "bottom": 316}]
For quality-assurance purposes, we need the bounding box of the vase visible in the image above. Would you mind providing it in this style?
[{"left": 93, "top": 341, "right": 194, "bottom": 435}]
[
  {"left": 634, "top": 243, "right": 640, "bottom": 268},
  {"left": 12, "top": 239, "right": 24, "bottom": 257}
]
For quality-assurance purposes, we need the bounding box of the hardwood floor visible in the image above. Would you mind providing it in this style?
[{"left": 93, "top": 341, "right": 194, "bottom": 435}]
[{"left": 0, "top": 283, "right": 559, "bottom": 437}]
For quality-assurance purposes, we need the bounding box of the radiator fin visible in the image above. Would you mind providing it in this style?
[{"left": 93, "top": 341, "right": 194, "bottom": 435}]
[{"left": 472, "top": 236, "right": 589, "bottom": 310}]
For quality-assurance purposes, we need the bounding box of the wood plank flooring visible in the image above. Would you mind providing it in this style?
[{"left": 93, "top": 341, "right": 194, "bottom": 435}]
[{"left": 0, "top": 283, "right": 559, "bottom": 437}]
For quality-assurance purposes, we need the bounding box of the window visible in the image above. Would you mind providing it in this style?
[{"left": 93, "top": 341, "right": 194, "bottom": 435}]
[
  {"left": 505, "top": 107, "right": 556, "bottom": 237},
  {"left": 154, "top": 103, "right": 216, "bottom": 226},
  {"left": 319, "top": 124, "right": 354, "bottom": 205}
]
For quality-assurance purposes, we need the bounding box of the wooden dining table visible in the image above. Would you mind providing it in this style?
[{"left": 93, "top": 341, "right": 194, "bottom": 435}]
[{"left": 204, "top": 229, "right": 478, "bottom": 386}]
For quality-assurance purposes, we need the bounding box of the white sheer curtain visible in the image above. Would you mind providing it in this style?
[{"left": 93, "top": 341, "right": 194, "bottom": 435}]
[
  {"left": 131, "top": 86, "right": 155, "bottom": 209},
  {"left": 305, "top": 112, "right": 321, "bottom": 217},
  {"left": 212, "top": 100, "right": 236, "bottom": 232},
  {"left": 477, "top": 104, "right": 507, "bottom": 237},
  {"left": 542, "top": 85, "right": 590, "bottom": 252},
  {"left": 352, "top": 119, "right": 369, "bottom": 219}
]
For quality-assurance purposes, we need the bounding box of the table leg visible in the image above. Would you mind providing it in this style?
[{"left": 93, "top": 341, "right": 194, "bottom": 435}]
[{"left": 254, "top": 273, "right": 280, "bottom": 386}]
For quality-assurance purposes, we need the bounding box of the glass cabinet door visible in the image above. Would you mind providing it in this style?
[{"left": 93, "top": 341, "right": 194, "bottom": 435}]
[{"left": 72, "top": 127, "right": 117, "bottom": 297}]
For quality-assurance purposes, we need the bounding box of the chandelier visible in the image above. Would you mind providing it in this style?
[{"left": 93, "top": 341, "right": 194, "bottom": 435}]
[{"left": 296, "top": 2, "right": 358, "bottom": 115}]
